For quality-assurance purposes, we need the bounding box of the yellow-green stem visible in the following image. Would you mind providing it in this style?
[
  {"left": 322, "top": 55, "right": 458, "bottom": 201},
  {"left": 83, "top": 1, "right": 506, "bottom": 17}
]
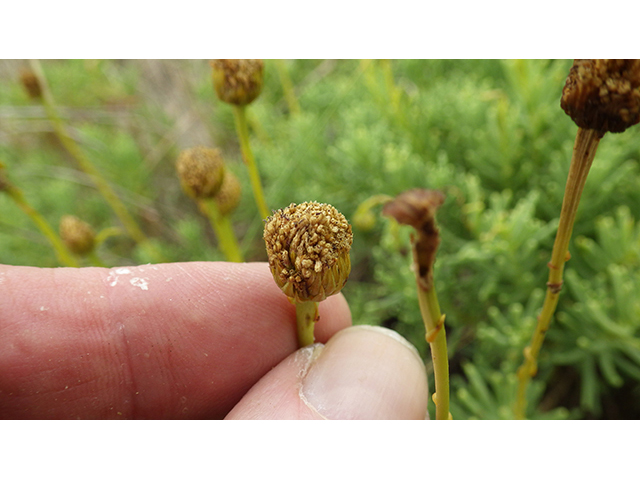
[
  {"left": 380, "top": 59, "right": 401, "bottom": 115},
  {"left": 87, "top": 250, "right": 107, "bottom": 268},
  {"left": 416, "top": 276, "right": 451, "bottom": 420},
  {"left": 199, "top": 199, "right": 244, "bottom": 262},
  {"left": 294, "top": 300, "right": 318, "bottom": 348},
  {"left": 28, "top": 60, "right": 161, "bottom": 261},
  {"left": 4, "top": 185, "right": 78, "bottom": 267},
  {"left": 232, "top": 105, "right": 270, "bottom": 220},
  {"left": 514, "top": 127, "right": 601, "bottom": 419},
  {"left": 95, "top": 226, "right": 124, "bottom": 247},
  {"left": 274, "top": 59, "right": 301, "bottom": 116}
]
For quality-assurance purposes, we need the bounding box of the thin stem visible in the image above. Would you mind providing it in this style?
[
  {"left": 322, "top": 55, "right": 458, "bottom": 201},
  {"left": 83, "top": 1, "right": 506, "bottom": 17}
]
[
  {"left": 380, "top": 59, "right": 401, "bottom": 115},
  {"left": 232, "top": 105, "right": 270, "bottom": 220},
  {"left": 199, "top": 199, "right": 244, "bottom": 262},
  {"left": 294, "top": 300, "right": 318, "bottom": 348},
  {"left": 87, "top": 250, "right": 107, "bottom": 268},
  {"left": 28, "top": 60, "right": 162, "bottom": 261},
  {"left": 274, "top": 59, "right": 301, "bottom": 116},
  {"left": 416, "top": 276, "right": 451, "bottom": 420},
  {"left": 514, "top": 127, "right": 601, "bottom": 419},
  {"left": 4, "top": 185, "right": 78, "bottom": 267}
]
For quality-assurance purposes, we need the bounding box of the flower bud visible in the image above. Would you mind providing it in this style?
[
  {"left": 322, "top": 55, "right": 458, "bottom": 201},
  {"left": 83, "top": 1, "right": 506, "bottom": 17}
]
[
  {"left": 176, "top": 146, "right": 225, "bottom": 200},
  {"left": 561, "top": 59, "right": 640, "bottom": 135},
  {"left": 19, "top": 69, "right": 42, "bottom": 99},
  {"left": 59, "top": 215, "right": 95, "bottom": 256},
  {"left": 264, "top": 201, "right": 353, "bottom": 303},
  {"left": 214, "top": 169, "right": 242, "bottom": 216},
  {"left": 210, "top": 59, "right": 264, "bottom": 106}
]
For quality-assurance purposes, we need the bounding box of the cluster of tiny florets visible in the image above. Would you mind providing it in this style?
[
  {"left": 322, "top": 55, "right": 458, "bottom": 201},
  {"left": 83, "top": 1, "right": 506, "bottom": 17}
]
[
  {"left": 175, "top": 146, "right": 225, "bottom": 200},
  {"left": 561, "top": 59, "right": 640, "bottom": 135},
  {"left": 59, "top": 215, "right": 95, "bottom": 255},
  {"left": 210, "top": 59, "right": 264, "bottom": 106},
  {"left": 264, "top": 202, "right": 353, "bottom": 302}
]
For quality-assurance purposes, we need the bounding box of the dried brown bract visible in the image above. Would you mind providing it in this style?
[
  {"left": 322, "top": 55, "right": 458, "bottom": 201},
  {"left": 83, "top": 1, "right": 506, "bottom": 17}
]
[
  {"left": 59, "top": 215, "right": 95, "bottom": 255},
  {"left": 210, "top": 59, "right": 264, "bottom": 106},
  {"left": 383, "top": 189, "right": 445, "bottom": 289},
  {"left": 176, "top": 146, "right": 225, "bottom": 200},
  {"left": 19, "top": 69, "right": 42, "bottom": 99},
  {"left": 264, "top": 202, "right": 353, "bottom": 303},
  {"left": 561, "top": 59, "right": 640, "bottom": 136}
]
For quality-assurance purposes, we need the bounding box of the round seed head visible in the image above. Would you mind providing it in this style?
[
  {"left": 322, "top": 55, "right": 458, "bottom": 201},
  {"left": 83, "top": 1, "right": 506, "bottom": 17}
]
[
  {"left": 214, "top": 169, "right": 242, "bottom": 216},
  {"left": 176, "top": 146, "right": 225, "bottom": 200},
  {"left": 264, "top": 201, "right": 353, "bottom": 303},
  {"left": 19, "top": 69, "right": 42, "bottom": 99},
  {"left": 59, "top": 215, "right": 95, "bottom": 256},
  {"left": 210, "top": 59, "right": 264, "bottom": 106},
  {"left": 561, "top": 59, "right": 640, "bottom": 135}
]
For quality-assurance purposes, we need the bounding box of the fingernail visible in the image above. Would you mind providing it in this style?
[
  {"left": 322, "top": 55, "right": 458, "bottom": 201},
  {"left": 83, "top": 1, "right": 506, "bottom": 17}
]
[{"left": 300, "top": 325, "right": 429, "bottom": 419}]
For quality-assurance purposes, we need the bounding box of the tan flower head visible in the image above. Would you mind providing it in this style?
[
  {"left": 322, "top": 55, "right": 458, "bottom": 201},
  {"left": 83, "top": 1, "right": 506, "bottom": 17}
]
[
  {"left": 561, "top": 59, "right": 640, "bottom": 136},
  {"left": 59, "top": 215, "right": 95, "bottom": 256},
  {"left": 19, "top": 69, "right": 42, "bottom": 99},
  {"left": 214, "top": 169, "right": 242, "bottom": 216},
  {"left": 264, "top": 201, "right": 353, "bottom": 303},
  {"left": 176, "top": 146, "right": 225, "bottom": 200},
  {"left": 210, "top": 59, "right": 264, "bottom": 106}
]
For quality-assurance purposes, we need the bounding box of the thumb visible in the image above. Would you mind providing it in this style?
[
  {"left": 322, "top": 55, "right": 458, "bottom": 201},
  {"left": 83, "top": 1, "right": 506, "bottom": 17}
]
[{"left": 225, "top": 325, "right": 429, "bottom": 420}]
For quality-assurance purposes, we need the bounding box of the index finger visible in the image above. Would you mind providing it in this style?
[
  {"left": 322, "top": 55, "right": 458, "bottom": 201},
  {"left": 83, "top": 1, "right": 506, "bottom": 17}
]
[{"left": 0, "top": 262, "right": 352, "bottom": 419}]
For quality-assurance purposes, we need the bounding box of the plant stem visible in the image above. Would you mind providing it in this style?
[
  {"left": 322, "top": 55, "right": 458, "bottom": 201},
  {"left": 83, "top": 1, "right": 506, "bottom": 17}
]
[
  {"left": 198, "top": 199, "right": 244, "bottom": 262},
  {"left": 28, "top": 60, "right": 162, "bottom": 262},
  {"left": 294, "top": 300, "right": 318, "bottom": 348},
  {"left": 514, "top": 127, "right": 601, "bottom": 419},
  {"left": 87, "top": 250, "right": 107, "bottom": 268},
  {"left": 3, "top": 184, "right": 78, "bottom": 267},
  {"left": 274, "top": 59, "right": 301, "bottom": 116},
  {"left": 231, "top": 105, "right": 270, "bottom": 220},
  {"left": 416, "top": 274, "right": 451, "bottom": 420}
]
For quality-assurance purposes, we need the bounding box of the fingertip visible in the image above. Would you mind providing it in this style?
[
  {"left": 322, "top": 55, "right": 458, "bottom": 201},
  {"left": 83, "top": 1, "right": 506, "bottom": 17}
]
[{"left": 227, "top": 325, "right": 429, "bottom": 420}]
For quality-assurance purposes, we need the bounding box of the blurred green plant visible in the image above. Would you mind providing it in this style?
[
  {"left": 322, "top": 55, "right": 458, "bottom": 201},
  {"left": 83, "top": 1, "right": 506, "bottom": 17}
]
[{"left": 2, "top": 59, "right": 640, "bottom": 419}]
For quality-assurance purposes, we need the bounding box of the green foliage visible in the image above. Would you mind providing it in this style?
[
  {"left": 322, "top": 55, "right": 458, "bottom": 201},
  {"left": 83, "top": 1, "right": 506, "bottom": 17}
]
[{"left": 2, "top": 59, "right": 640, "bottom": 419}]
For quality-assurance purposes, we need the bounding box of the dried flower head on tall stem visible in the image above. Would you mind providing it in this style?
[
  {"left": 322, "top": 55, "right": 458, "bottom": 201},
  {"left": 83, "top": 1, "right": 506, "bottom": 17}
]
[
  {"left": 384, "top": 189, "right": 451, "bottom": 420},
  {"left": 264, "top": 202, "right": 353, "bottom": 347},
  {"left": 515, "top": 59, "right": 640, "bottom": 419},
  {"left": 211, "top": 59, "right": 270, "bottom": 220},
  {"left": 176, "top": 146, "right": 243, "bottom": 263}
]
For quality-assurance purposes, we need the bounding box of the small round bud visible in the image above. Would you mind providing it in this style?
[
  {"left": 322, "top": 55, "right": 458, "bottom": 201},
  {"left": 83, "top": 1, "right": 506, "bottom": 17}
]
[
  {"left": 59, "top": 215, "right": 95, "bottom": 256},
  {"left": 561, "top": 59, "right": 640, "bottom": 135},
  {"left": 176, "top": 146, "right": 225, "bottom": 200},
  {"left": 19, "top": 69, "right": 42, "bottom": 99},
  {"left": 210, "top": 59, "right": 264, "bottom": 106},
  {"left": 214, "top": 169, "right": 242, "bottom": 216},
  {"left": 264, "top": 201, "right": 353, "bottom": 303}
]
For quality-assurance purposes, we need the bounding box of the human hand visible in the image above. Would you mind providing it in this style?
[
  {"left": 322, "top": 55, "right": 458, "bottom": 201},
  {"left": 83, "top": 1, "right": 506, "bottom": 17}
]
[{"left": 0, "top": 262, "right": 428, "bottom": 419}]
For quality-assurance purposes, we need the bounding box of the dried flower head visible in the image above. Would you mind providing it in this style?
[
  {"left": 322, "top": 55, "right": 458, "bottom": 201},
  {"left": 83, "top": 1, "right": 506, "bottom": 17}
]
[
  {"left": 383, "top": 189, "right": 445, "bottom": 290},
  {"left": 19, "top": 69, "right": 42, "bottom": 99},
  {"left": 214, "top": 169, "right": 242, "bottom": 216},
  {"left": 59, "top": 215, "right": 95, "bottom": 255},
  {"left": 561, "top": 59, "right": 640, "bottom": 136},
  {"left": 176, "top": 146, "right": 225, "bottom": 200},
  {"left": 264, "top": 202, "right": 353, "bottom": 303},
  {"left": 211, "top": 59, "right": 264, "bottom": 106}
]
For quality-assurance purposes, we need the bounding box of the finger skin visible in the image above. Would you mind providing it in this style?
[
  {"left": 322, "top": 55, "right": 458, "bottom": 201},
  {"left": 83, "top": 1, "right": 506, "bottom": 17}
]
[
  {"left": 0, "top": 262, "right": 351, "bottom": 419},
  {"left": 226, "top": 326, "right": 429, "bottom": 420}
]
